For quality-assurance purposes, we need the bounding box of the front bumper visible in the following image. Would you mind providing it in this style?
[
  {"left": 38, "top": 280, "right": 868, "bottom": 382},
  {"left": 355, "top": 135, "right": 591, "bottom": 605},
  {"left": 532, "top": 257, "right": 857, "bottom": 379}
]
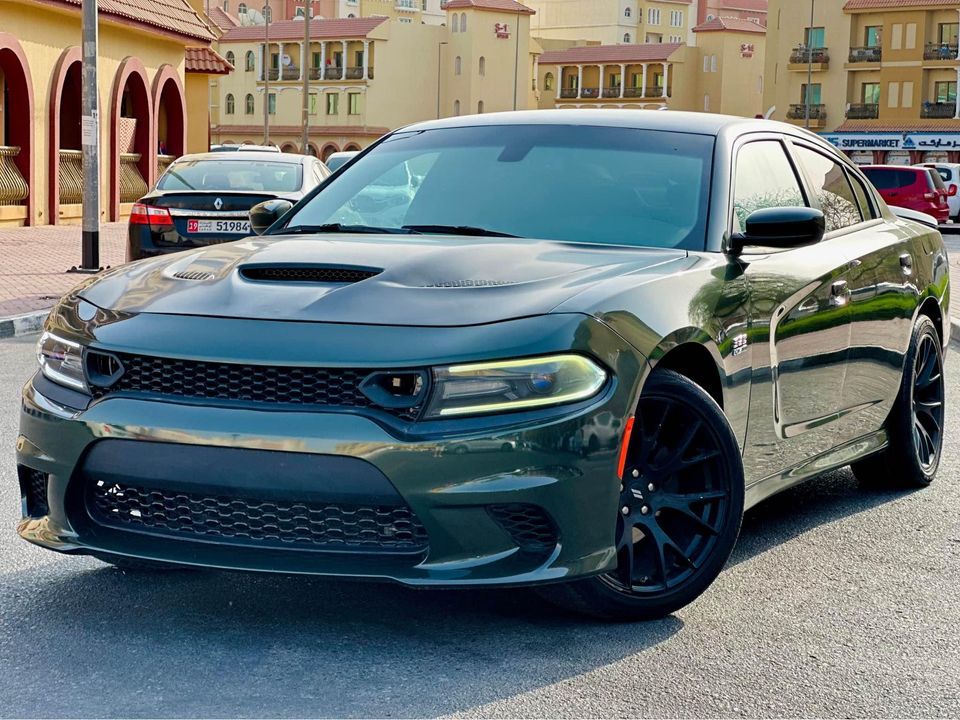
[{"left": 16, "top": 312, "right": 645, "bottom": 587}]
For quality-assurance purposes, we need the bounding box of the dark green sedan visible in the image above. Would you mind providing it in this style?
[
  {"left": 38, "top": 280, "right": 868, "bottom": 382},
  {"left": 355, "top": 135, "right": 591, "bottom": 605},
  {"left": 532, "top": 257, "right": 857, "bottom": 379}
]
[{"left": 16, "top": 111, "right": 949, "bottom": 620}]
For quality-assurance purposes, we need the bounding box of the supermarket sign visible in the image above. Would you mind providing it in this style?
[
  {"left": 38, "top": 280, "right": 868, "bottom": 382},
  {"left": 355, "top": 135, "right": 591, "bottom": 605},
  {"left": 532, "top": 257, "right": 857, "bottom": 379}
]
[{"left": 822, "top": 132, "right": 960, "bottom": 151}]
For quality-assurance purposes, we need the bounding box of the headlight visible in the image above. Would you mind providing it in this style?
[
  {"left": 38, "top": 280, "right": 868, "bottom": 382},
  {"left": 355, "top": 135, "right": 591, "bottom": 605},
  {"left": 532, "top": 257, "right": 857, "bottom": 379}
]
[
  {"left": 423, "top": 354, "right": 607, "bottom": 419},
  {"left": 37, "top": 331, "right": 87, "bottom": 392}
]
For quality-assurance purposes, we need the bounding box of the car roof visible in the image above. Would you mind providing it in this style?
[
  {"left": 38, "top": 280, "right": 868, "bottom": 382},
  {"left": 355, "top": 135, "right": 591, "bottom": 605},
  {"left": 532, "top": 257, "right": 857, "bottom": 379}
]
[
  {"left": 173, "top": 151, "right": 312, "bottom": 164},
  {"left": 401, "top": 109, "right": 789, "bottom": 137},
  {"left": 862, "top": 165, "right": 926, "bottom": 172},
  {"left": 328, "top": 151, "right": 359, "bottom": 158}
]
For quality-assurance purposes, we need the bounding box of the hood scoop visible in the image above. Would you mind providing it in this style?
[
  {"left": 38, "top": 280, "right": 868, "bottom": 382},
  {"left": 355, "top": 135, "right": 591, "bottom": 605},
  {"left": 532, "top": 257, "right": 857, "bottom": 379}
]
[
  {"left": 172, "top": 270, "right": 216, "bottom": 281},
  {"left": 239, "top": 264, "right": 382, "bottom": 284}
]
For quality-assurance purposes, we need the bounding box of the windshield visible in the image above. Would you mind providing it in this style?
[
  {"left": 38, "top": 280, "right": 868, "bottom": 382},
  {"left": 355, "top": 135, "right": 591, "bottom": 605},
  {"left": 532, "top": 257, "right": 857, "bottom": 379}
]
[
  {"left": 158, "top": 159, "right": 302, "bottom": 192},
  {"left": 282, "top": 125, "right": 715, "bottom": 250}
]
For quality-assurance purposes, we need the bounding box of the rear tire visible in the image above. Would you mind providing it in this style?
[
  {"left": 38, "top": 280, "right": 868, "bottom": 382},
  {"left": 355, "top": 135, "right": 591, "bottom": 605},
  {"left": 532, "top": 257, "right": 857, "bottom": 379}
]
[
  {"left": 851, "top": 315, "right": 944, "bottom": 488},
  {"left": 541, "top": 370, "right": 744, "bottom": 621}
]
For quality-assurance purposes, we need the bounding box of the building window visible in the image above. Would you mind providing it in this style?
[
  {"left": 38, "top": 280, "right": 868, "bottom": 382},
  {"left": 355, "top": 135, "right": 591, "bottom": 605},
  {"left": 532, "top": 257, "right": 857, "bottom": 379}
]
[
  {"left": 669, "top": 10, "right": 682, "bottom": 27},
  {"left": 225, "top": 93, "right": 235, "bottom": 114},
  {"left": 805, "top": 27, "right": 825, "bottom": 48},
  {"left": 223, "top": 0, "right": 228, "bottom": 10},
  {"left": 268, "top": 93, "right": 276, "bottom": 114},
  {"left": 669, "top": 35, "right": 683, "bottom": 43},
  {"left": 451, "top": 12, "right": 458, "bottom": 31},
  {"left": 455, "top": 56, "right": 462, "bottom": 75},
  {"left": 710, "top": 55, "right": 717, "bottom": 72},
  {"left": 939, "top": 23, "right": 959, "bottom": 45},
  {"left": 309, "top": 93, "right": 318, "bottom": 115},
  {"left": 348, "top": 92, "right": 360, "bottom": 115},
  {"left": 479, "top": 56, "right": 485, "bottom": 76},
  {"left": 238, "top": 2, "right": 246, "bottom": 14},
  {"left": 862, "top": 82, "right": 880, "bottom": 105},
  {"left": 801, "top": 83, "right": 821, "bottom": 105},
  {"left": 477, "top": 100, "right": 484, "bottom": 113},
  {"left": 326, "top": 93, "right": 339, "bottom": 114},
  {"left": 225, "top": 51, "right": 235, "bottom": 66},
  {"left": 647, "top": 8, "right": 660, "bottom": 25},
  {"left": 460, "top": 13, "right": 467, "bottom": 32},
  {"left": 313, "top": 51, "right": 322, "bottom": 69},
  {"left": 245, "top": 93, "right": 254, "bottom": 114},
  {"left": 624, "top": 33, "right": 631, "bottom": 43},
  {"left": 624, "top": 6, "right": 631, "bottom": 17},
  {"left": 245, "top": 51, "right": 255, "bottom": 71},
  {"left": 544, "top": 72, "right": 554, "bottom": 91},
  {"left": 704, "top": 94, "right": 710, "bottom": 112},
  {"left": 935, "top": 81, "right": 957, "bottom": 104},
  {"left": 865, "top": 26, "right": 882, "bottom": 48},
  {"left": 454, "top": 99, "right": 461, "bottom": 115}
]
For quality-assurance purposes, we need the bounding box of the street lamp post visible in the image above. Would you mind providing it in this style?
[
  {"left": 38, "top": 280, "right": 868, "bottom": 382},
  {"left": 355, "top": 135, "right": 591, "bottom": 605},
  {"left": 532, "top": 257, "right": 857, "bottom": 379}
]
[
  {"left": 437, "top": 41, "right": 447, "bottom": 119},
  {"left": 301, "top": 1, "right": 311, "bottom": 154},
  {"left": 263, "top": 0, "right": 271, "bottom": 145},
  {"left": 74, "top": 0, "right": 101, "bottom": 273},
  {"left": 805, "top": 0, "right": 815, "bottom": 131},
  {"left": 954, "top": 8, "right": 960, "bottom": 120}
]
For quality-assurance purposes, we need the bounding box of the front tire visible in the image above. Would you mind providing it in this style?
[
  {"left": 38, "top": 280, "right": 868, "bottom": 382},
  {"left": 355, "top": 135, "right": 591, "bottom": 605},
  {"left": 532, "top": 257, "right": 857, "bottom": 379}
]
[
  {"left": 851, "top": 315, "right": 945, "bottom": 487},
  {"left": 543, "top": 370, "right": 744, "bottom": 621}
]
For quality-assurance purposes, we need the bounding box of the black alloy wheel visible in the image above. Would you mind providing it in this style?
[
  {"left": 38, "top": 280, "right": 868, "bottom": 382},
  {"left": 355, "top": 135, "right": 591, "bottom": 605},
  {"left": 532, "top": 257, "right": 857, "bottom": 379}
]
[
  {"left": 912, "top": 331, "right": 945, "bottom": 473},
  {"left": 543, "top": 370, "right": 744, "bottom": 620}
]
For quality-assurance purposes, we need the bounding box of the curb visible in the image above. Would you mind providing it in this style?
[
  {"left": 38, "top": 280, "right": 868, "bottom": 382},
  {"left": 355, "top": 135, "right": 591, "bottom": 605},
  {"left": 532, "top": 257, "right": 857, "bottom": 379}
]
[
  {"left": 952, "top": 318, "right": 960, "bottom": 351},
  {"left": 0, "top": 309, "right": 49, "bottom": 340}
]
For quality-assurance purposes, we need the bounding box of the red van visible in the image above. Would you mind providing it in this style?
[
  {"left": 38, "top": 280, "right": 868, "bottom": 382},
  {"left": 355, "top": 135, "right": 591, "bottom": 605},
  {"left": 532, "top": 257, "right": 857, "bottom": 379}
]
[{"left": 861, "top": 165, "right": 953, "bottom": 224}]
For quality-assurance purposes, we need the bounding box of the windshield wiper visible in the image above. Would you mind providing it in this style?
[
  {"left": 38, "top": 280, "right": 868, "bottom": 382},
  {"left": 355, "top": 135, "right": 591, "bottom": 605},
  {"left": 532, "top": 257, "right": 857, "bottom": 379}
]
[
  {"left": 402, "top": 224, "right": 520, "bottom": 238},
  {"left": 277, "top": 223, "right": 420, "bottom": 235}
]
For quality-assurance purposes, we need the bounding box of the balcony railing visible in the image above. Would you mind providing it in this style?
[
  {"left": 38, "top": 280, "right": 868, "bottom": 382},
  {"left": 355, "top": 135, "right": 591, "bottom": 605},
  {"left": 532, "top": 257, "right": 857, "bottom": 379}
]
[
  {"left": 560, "top": 88, "right": 578, "bottom": 98},
  {"left": 581, "top": 87, "right": 600, "bottom": 98},
  {"left": 263, "top": 67, "right": 300, "bottom": 81},
  {"left": 324, "top": 66, "right": 344, "bottom": 80},
  {"left": 0, "top": 146, "right": 28, "bottom": 207},
  {"left": 921, "top": 101, "right": 957, "bottom": 119},
  {"left": 790, "top": 47, "right": 829, "bottom": 64},
  {"left": 58, "top": 149, "right": 83, "bottom": 205},
  {"left": 846, "top": 103, "right": 879, "bottom": 119},
  {"left": 787, "top": 103, "right": 826, "bottom": 120},
  {"left": 119, "top": 153, "right": 148, "bottom": 203},
  {"left": 848, "top": 46, "right": 882, "bottom": 63},
  {"left": 602, "top": 87, "right": 622, "bottom": 98},
  {"left": 924, "top": 43, "right": 959, "bottom": 61},
  {"left": 622, "top": 86, "right": 666, "bottom": 98}
]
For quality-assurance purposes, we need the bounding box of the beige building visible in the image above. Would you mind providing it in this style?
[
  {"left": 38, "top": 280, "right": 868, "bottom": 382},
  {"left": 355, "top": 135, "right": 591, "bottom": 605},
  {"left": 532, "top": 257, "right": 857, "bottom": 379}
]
[
  {"left": 535, "top": 15, "right": 764, "bottom": 116},
  {"left": 764, "top": 0, "right": 960, "bottom": 165},
  {"left": 526, "top": 0, "right": 698, "bottom": 45},
  {"left": 213, "top": 1, "right": 536, "bottom": 157}
]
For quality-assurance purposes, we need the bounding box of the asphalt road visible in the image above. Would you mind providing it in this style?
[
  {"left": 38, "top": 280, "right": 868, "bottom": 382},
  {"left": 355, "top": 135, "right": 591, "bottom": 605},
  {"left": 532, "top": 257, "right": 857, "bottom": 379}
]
[{"left": 1, "top": 335, "right": 959, "bottom": 718}]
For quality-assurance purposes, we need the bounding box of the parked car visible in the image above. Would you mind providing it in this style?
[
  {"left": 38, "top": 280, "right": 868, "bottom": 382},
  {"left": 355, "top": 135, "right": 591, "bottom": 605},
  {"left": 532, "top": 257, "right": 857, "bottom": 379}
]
[
  {"left": 20, "top": 111, "right": 948, "bottom": 621},
  {"left": 861, "top": 164, "right": 953, "bottom": 225},
  {"left": 127, "top": 151, "right": 330, "bottom": 260},
  {"left": 209, "top": 143, "right": 281, "bottom": 153},
  {"left": 325, "top": 151, "right": 360, "bottom": 172},
  {"left": 918, "top": 162, "right": 960, "bottom": 221}
]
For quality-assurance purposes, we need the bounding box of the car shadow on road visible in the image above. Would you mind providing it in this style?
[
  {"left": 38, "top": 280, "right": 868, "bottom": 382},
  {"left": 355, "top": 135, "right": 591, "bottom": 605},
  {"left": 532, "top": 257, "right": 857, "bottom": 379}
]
[{"left": 0, "top": 468, "right": 918, "bottom": 719}]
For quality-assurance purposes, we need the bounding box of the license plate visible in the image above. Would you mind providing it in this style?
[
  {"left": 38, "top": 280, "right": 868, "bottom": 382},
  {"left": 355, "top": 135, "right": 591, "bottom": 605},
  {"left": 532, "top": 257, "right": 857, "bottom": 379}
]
[{"left": 186, "top": 219, "right": 250, "bottom": 234}]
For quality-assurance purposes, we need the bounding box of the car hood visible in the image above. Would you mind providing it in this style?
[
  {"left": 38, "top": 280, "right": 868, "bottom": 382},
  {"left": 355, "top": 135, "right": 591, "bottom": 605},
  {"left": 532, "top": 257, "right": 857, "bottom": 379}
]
[{"left": 80, "top": 235, "right": 690, "bottom": 326}]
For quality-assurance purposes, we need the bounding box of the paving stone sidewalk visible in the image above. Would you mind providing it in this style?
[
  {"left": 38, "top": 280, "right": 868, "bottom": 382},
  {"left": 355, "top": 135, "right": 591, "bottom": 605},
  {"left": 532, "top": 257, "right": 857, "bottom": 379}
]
[{"left": 1, "top": 223, "right": 126, "bottom": 318}]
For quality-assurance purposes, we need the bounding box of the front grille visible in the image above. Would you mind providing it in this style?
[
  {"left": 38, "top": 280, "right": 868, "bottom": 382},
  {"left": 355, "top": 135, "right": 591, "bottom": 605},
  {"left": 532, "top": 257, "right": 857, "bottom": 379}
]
[
  {"left": 89, "top": 354, "right": 422, "bottom": 420},
  {"left": 87, "top": 480, "right": 429, "bottom": 552},
  {"left": 18, "top": 466, "right": 49, "bottom": 517},
  {"left": 488, "top": 504, "right": 558, "bottom": 554},
  {"left": 240, "top": 266, "right": 381, "bottom": 283}
]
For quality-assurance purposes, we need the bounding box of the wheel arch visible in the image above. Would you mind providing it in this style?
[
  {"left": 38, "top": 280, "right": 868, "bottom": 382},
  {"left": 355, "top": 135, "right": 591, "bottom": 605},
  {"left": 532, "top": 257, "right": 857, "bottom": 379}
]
[
  {"left": 647, "top": 333, "right": 726, "bottom": 410},
  {"left": 916, "top": 295, "right": 945, "bottom": 348}
]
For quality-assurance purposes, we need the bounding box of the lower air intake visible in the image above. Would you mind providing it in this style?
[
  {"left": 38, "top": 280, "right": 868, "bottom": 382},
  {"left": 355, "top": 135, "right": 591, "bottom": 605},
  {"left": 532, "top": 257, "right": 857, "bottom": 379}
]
[
  {"left": 488, "top": 503, "right": 558, "bottom": 555},
  {"left": 18, "top": 466, "right": 49, "bottom": 518}
]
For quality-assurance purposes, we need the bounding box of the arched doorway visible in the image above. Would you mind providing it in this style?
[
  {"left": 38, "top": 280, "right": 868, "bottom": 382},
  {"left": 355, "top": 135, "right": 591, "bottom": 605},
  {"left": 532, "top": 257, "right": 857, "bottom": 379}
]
[
  {"left": 0, "top": 33, "right": 34, "bottom": 225},
  {"left": 320, "top": 142, "right": 339, "bottom": 161},
  {"left": 343, "top": 143, "right": 361, "bottom": 152},
  {"left": 153, "top": 65, "right": 186, "bottom": 179},
  {"left": 48, "top": 46, "right": 82, "bottom": 225},
  {"left": 280, "top": 142, "right": 297, "bottom": 153},
  {"left": 110, "top": 57, "right": 153, "bottom": 221}
]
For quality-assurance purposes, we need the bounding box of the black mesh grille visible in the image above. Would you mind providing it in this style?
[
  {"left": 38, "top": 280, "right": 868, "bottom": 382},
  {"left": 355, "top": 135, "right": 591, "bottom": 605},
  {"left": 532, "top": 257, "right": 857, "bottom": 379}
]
[
  {"left": 87, "top": 481, "right": 429, "bottom": 552},
  {"left": 240, "top": 266, "right": 380, "bottom": 283},
  {"left": 18, "top": 466, "right": 49, "bottom": 518},
  {"left": 89, "top": 354, "right": 421, "bottom": 420},
  {"left": 488, "top": 504, "right": 557, "bottom": 554}
]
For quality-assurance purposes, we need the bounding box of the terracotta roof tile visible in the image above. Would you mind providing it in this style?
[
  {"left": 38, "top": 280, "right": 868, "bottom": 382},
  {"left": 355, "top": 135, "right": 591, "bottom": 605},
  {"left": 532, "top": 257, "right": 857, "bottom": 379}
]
[
  {"left": 220, "top": 16, "right": 388, "bottom": 42},
  {"left": 185, "top": 46, "right": 233, "bottom": 74},
  {"left": 48, "top": 0, "right": 215, "bottom": 41},
  {"left": 693, "top": 16, "right": 765, "bottom": 33},
  {"left": 844, "top": 0, "right": 960, "bottom": 10},
  {"left": 715, "top": 0, "right": 767, "bottom": 10},
  {"left": 207, "top": 6, "right": 239, "bottom": 31},
  {"left": 538, "top": 43, "right": 683, "bottom": 65},
  {"left": 442, "top": 0, "right": 536, "bottom": 14}
]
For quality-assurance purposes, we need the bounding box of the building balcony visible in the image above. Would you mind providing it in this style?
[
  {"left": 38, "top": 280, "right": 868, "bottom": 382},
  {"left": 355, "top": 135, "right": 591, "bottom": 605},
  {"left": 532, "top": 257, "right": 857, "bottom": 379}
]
[
  {"left": 602, "top": 87, "right": 622, "bottom": 98},
  {"left": 924, "top": 43, "right": 959, "bottom": 61},
  {"left": 0, "top": 146, "right": 28, "bottom": 207},
  {"left": 57, "top": 149, "right": 83, "bottom": 206},
  {"left": 559, "top": 86, "right": 669, "bottom": 100},
  {"left": 560, "top": 88, "right": 578, "bottom": 98},
  {"left": 848, "top": 46, "right": 881, "bottom": 63},
  {"left": 921, "top": 102, "right": 957, "bottom": 119},
  {"left": 789, "top": 46, "right": 829, "bottom": 70},
  {"left": 262, "top": 67, "right": 301, "bottom": 81},
  {"left": 846, "top": 103, "right": 879, "bottom": 119},
  {"left": 786, "top": 103, "right": 827, "bottom": 127}
]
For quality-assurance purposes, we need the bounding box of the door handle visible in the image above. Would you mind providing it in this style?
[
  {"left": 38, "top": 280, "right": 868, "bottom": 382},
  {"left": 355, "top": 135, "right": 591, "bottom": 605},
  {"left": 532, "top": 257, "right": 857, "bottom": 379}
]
[
  {"left": 900, "top": 253, "right": 913, "bottom": 275},
  {"left": 830, "top": 280, "right": 850, "bottom": 306}
]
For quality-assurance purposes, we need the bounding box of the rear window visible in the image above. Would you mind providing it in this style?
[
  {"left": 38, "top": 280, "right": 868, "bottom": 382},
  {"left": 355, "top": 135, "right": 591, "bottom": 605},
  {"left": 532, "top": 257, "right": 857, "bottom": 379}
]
[
  {"left": 926, "top": 168, "right": 947, "bottom": 191},
  {"left": 862, "top": 168, "right": 923, "bottom": 191},
  {"left": 158, "top": 159, "right": 303, "bottom": 193}
]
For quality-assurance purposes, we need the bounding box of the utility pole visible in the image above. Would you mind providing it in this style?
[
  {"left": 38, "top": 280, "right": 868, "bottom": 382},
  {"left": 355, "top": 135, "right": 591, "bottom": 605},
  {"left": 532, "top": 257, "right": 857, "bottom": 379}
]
[
  {"left": 73, "top": 0, "right": 101, "bottom": 272},
  {"left": 263, "top": 0, "right": 271, "bottom": 145},
  {"left": 301, "top": 2, "right": 310, "bottom": 154},
  {"left": 436, "top": 41, "right": 447, "bottom": 119},
  {"left": 513, "top": 9, "right": 521, "bottom": 111},
  {"left": 805, "top": 0, "right": 815, "bottom": 130}
]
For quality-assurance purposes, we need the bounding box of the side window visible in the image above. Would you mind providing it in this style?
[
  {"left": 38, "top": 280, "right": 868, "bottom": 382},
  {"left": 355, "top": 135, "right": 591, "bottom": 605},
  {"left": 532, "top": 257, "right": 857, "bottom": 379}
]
[
  {"left": 732, "top": 140, "right": 806, "bottom": 234},
  {"left": 793, "top": 146, "right": 862, "bottom": 232},
  {"left": 846, "top": 169, "right": 877, "bottom": 221}
]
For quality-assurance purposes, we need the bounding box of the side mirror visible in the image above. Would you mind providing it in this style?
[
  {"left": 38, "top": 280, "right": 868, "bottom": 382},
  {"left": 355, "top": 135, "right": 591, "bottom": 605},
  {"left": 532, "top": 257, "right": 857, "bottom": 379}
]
[
  {"left": 728, "top": 207, "right": 825, "bottom": 255},
  {"left": 249, "top": 199, "right": 294, "bottom": 235},
  {"left": 949, "top": 184, "right": 958, "bottom": 197}
]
